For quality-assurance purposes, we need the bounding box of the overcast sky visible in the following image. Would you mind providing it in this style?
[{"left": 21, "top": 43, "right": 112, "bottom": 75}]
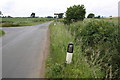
[{"left": 0, "top": 0, "right": 119, "bottom": 17}]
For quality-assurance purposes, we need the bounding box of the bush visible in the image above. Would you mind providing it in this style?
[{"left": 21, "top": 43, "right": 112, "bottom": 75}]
[{"left": 69, "top": 20, "right": 119, "bottom": 78}]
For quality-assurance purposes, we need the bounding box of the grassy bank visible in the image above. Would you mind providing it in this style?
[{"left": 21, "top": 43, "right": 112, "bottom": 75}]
[
  {"left": 46, "top": 22, "right": 104, "bottom": 78},
  {"left": 0, "top": 29, "right": 5, "bottom": 36},
  {"left": 46, "top": 18, "right": 119, "bottom": 78},
  {"left": 0, "top": 17, "right": 53, "bottom": 27}
]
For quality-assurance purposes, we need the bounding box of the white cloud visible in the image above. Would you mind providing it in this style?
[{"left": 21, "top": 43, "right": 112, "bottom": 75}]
[{"left": 0, "top": 0, "right": 119, "bottom": 17}]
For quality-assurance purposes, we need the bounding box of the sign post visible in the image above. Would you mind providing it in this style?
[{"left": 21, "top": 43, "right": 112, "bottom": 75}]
[{"left": 66, "top": 42, "right": 74, "bottom": 64}]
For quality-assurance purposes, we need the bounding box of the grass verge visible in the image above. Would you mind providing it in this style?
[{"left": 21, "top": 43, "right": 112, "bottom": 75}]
[
  {"left": 0, "top": 29, "right": 5, "bottom": 36},
  {"left": 45, "top": 22, "right": 104, "bottom": 78}
]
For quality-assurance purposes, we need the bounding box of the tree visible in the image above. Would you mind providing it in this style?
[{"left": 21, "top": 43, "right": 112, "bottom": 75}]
[
  {"left": 30, "top": 13, "right": 35, "bottom": 18},
  {"left": 97, "top": 15, "right": 100, "bottom": 18},
  {"left": 94, "top": 15, "right": 101, "bottom": 19},
  {"left": 8, "top": 15, "right": 12, "bottom": 18},
  {"left": 65, "top": 5, "right": 86, "bottom": 23},
  {"left": 109, "top": 16, "right": 112, "bottom": 19},
  {"left": 0, "top": 11, "right": 2, "bottom": 15},
  {"left": 47, "top": 16, "right": 53, "bottom": 18},
  {"left": 58, "top": 13, "right": 64, "bottom": 18},
  {"left": 87, "top": 13, "right": 95, "bottom": 18},
  {"left": 0, "top": 11, "right": 3, "bottom": 17}
]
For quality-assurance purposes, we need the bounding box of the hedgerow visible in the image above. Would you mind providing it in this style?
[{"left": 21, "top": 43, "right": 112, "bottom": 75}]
[{"left": 69, "top": 20, "right": 119, "bottom": 78}]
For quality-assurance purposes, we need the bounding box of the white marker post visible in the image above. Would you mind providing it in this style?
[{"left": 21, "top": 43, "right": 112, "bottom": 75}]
[
  {"left": 54, "top": 22, "right": 56, "bottom": 26},
  {"left": 66, "top": 42, "right": 74, "bottom": 64}
]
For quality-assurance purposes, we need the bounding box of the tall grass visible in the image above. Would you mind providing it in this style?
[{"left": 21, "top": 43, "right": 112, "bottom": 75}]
[{"left": 46, "top": 22, "right": 104, "bottom": 78}]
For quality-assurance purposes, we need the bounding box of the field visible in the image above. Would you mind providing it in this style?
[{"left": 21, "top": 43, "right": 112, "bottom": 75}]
[
  {"left": 84, "top": 18, "right": 118, "bottom": 24},
  {"left": 0, "top": 17, "right": 53, "bottom": 27},
  {"left": 46, "top": 18, "right": 119, "bottom": 78}
]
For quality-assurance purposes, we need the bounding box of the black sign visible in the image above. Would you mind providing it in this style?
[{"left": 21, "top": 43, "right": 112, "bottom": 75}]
[{"left": 67, "top": 42, "right": 74, "bottom": 53}]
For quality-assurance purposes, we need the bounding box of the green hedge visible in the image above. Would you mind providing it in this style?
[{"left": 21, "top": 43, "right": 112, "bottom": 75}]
[{"left": 69, "top": 20, "right": 119, "bottom": 78}]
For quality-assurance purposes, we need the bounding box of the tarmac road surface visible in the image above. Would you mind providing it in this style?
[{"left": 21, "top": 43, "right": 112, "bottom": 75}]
[{"left": 1, "top": 22, "right": 52, "bottom": 78}]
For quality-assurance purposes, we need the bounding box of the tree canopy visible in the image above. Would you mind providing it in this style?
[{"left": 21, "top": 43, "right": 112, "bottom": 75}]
[
  {"left": 30, "top": 13, "right": 35, "bottom": 18},
  {"left": 65, "top": 5, "right": 86, "bottom": 24},
  {"left": 87, "top": 13, "right": 95, "bottom": 18}
]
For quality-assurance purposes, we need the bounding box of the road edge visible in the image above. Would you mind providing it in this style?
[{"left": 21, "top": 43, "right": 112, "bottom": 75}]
[{"left": 40, "top": 28, "right": 50, "bottom": 78}]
